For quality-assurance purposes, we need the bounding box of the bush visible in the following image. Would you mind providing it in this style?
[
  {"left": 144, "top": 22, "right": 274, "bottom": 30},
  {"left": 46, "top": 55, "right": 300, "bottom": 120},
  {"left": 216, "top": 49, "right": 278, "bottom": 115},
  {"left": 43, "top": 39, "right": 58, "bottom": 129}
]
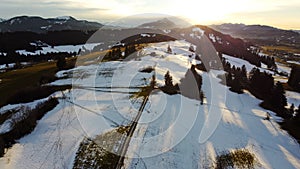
[
  {"left": 215, "top": 149, "right": 258, "bottom": 169},
  {"left": 139, "top": 66, "right": 154, "bottom": 73}
]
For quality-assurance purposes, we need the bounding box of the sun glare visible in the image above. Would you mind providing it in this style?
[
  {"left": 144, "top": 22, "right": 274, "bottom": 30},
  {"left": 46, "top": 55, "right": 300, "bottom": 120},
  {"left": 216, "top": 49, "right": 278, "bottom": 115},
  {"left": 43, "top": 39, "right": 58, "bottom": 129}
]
[{"left": 167, "top": 0, "right": 249, "bottom": 24}]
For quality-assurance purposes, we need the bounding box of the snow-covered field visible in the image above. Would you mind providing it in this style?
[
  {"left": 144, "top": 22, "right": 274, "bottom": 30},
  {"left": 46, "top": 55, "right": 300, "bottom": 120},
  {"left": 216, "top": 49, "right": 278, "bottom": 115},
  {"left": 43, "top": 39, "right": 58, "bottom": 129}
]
[
  {"left": 16, "top": 43, "right": 102, "bottom": 55},
  {"left": 223, "top": 54, "right": 274, "bottom": 74},
  {"left": 0, "top": 40, "right": 299, "bottom": 169},
  {"left": 287, "top": 60, "right": 300, "bottom": 65},
  {"left": 0, "top": 62, "right": 31, "bottom": 70}
]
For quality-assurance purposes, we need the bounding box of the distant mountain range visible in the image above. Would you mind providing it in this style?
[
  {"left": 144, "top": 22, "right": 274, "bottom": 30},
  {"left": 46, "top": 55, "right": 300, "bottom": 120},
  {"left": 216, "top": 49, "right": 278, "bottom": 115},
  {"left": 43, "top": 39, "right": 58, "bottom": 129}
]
[
  {"left": 293, "top": 30, "right": 300, "bottom": 34},
  {"left": 138, "top": 18, "right": 178, "bottom": 29},
  {"left": 1, "top": 15, "right": 300, "bottom": 52},
  {"left": 210, "top": 23, "right": 300, "bottom": 47},
  {"left": 0, "top": 16, "right": 103, "bottom": 33}
]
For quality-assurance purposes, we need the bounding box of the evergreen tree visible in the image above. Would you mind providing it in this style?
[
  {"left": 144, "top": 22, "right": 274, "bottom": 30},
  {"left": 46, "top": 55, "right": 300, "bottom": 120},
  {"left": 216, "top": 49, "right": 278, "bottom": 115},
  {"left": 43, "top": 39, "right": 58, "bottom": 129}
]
[
  {"left": 290, "top": 103, "right": 295, "bottom": 115},
  {"left": 230, "top": 76, "right": 243, "bottom": 93},
  {"left": 164, "top": 71, "right": 173, "bottom": 87},
  {"left": 269, "top": 82, "right": 287, "bottom": 109},
  {"left": 116, "top": 47, "right": 121, "bottom": 58},
  {"left": 0, "top": 138, "right": 4, "bottom": 157},
  {"left": 150, "top": 74, "right": 156, "bottom": 90},
  {"left": 200, "top": 91, "right": 205, "bottom": 105},
  {"left": 124, "top": 46, "right": 129, "bottom": 57},
  {"left": 226, "top": 72, "right": 233, "bottom": 86},
  {"left": 295, "top": 104, "right": 300, "bottom": 119},
  {"left": 241, "top": 65, "right": 247, "bottom": 79}
]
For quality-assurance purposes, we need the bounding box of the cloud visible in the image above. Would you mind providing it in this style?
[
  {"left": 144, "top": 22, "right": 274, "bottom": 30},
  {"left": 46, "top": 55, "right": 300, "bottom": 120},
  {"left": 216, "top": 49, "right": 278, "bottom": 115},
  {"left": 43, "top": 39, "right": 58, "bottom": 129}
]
[{"left": 0, "top": 0, "right": 109, "bottom": 19}]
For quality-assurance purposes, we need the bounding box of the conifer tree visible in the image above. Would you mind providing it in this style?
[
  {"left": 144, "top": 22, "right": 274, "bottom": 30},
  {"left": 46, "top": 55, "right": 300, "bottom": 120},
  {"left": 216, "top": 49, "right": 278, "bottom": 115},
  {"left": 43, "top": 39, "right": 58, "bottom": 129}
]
[{"left": 164, "top": 71, "right": 173, "bottom": 87}]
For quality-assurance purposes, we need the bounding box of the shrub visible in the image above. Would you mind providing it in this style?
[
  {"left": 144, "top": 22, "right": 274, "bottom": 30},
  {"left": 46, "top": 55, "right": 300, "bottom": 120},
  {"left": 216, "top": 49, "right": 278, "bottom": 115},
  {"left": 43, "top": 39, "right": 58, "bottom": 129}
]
[
  {"left": 139, "top": 66, "right": 154, "bottom": 73},
  {"left": 215, "top": 149, "right": 258, "bottom": 169}
]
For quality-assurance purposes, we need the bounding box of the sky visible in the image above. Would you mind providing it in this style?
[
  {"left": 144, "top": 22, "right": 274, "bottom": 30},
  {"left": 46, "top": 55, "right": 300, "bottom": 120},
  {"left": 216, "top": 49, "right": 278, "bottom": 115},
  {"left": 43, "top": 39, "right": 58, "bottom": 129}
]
[{"left": 0, "top": 0, "right": 300, "bottom": 29}]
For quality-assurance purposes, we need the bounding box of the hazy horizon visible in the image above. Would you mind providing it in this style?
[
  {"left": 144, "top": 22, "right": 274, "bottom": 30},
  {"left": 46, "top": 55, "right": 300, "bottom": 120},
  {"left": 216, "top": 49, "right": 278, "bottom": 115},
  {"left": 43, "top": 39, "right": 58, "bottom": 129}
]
[{"left": 1, "top": 0, "right": 300, "bottom": 30}]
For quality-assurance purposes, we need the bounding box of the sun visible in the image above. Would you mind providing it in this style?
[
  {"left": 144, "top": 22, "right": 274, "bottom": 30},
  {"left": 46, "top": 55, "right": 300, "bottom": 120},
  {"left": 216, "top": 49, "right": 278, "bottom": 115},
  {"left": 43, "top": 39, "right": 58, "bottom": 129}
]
[{"left": 166, "top": 0, "right": 246, "bottom": 24}]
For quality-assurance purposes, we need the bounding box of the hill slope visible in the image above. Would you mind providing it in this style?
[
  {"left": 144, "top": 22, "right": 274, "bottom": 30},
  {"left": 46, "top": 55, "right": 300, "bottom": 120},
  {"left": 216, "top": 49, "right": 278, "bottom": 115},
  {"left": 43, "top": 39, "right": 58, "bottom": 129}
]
[
  {"left": 210, "top": 23, "right": 300, "bottom": 47},
  {"left": 0, "top": 36, "right": 299, "bottom": 168}
]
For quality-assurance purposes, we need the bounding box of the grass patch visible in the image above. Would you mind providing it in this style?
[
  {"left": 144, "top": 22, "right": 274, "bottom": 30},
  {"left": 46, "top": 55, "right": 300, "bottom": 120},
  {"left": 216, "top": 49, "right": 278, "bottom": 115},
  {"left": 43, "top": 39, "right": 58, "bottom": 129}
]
[
  {"left": 73, "top": 126, "right": 130, "bottom": 169},
  {"left": 0, "top": 57, "right": 75, "bottom": 107},
  {"left": 261, "top": 46, "right": 300, "bottom": 55},
  {"left": 215, "top": 149, "right": 259, "bottom": 169},
  {"left": 6, "top": 85, "right": 71, "bottom": 105},
  {"left": 73, "top": 138, "right": 120, "bottom": 169}
]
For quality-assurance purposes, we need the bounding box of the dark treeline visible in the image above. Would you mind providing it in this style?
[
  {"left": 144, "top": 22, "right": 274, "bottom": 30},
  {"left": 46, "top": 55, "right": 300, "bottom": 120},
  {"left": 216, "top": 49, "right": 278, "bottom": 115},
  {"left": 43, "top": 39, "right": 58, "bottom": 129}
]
[
  {"left": 221, "top": 55, "right": 300, "bottom": 142},
  {"left": 222, "top": 56, "right": 288, "bottom": 114},
  {"left": 0, "top": 30, "right": 96, "bottom": 65},
  {"left": 0, "top": 30, "right": 96, "bottom": 52},
  {"left": 288, "top": 65, "right": 300, "bottom": 91},
  {"left": 104, "top": 45, "right": 136, "bottom": 60},
  {"left": 258, "top": 54, "right": 277, "bottom": 70},
  {"left": 197, "top": 25, "right": 277, "bottom": 69},
  {"left": 0, "top": 51, "right": 77, "bottom": 65},
  {"left": 104, "top": 33, "right": 176, "bottom": 61},
  {"left": 120, "top": 33, "right": 176, "bottom": 46}
]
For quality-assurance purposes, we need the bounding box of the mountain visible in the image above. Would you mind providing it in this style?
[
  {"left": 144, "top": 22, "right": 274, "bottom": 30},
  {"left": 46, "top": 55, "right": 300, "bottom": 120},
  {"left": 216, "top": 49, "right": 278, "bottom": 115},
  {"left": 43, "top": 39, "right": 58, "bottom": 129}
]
[
  {"left": 0, "top": 18, "right": 5, "bottom": 22},
  {"left": 210, "top": 23, "right": 300, "bottom": 46},
  {"left": 0, "top": 16, "right": 103, "bottom": 33},
  {"left": 293, "top": 30, "right": 300, "bottom": 34},
  {"left": 138, "top": 18, "right": 178, "bottom": 29}
]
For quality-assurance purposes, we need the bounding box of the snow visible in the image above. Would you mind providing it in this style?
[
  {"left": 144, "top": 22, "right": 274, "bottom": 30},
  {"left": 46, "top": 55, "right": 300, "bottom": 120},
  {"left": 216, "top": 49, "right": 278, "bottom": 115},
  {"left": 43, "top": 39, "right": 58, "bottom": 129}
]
[
  {"left": 189, "top": 27, "right": 204, "bottom": 40},
  {"left": 192, "top": 27, "right": 204, "bottom": 36},
  {"left": 140, "top": 33, "right": 151, "bottom": 37},
  {"left": 209, "top": 33, "right": 216, "bottom": 43},
  {"left": 0, "top": 63, "right": 15, "bottom": 69},
  {"left": 286, "top": 91, "right": 300, "bottom": 108},
  {"left": 0, "top": 40, "right": 299, "bottom": 169},
  {"left": 223, "top": 54, "right": 274, "bottom": 74},
  {"left": 0, "top": 96, "right": 58, "bottom": 134},
  {"left": 0, "top": 52, "right": 7, "bottom": 56},
  {"left": 287, "top": 60, "right": 300, "bottom": 65},
  {"left": 40, "top": 25, "right": 52, "bottom": 30},
  {"left": 55, "top": 16, "right": 72, "bottom": 20},
  {"left": 163, "top": 29, "right": 171, "bottom": 34},
  {"left": 16, "top": 43, "right": 102, "bottom": 55},
  {"left": 277, "top": 63, "right": 291, "bottom": 75}
]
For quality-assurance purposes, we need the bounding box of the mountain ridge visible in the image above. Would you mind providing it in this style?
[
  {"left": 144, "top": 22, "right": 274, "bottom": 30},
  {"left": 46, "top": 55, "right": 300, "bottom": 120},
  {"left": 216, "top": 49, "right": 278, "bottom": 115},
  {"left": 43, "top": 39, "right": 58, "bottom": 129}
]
[
  {"left": 0, "top": 15, "right": 103, "bottom": 33},
  {"left": 210, "top": 23, "right": 300, "bottom": 46}
]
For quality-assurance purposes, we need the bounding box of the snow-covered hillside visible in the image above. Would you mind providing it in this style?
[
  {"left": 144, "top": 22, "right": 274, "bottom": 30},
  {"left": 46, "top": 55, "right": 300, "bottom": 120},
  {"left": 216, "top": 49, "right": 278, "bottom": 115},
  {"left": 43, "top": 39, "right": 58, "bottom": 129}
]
[
  {"left": 0, "top": 40, "right": 299, "bottom": 169},
  {"left": 16, "top": 43, "right": 102, "bottom": 55}
]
